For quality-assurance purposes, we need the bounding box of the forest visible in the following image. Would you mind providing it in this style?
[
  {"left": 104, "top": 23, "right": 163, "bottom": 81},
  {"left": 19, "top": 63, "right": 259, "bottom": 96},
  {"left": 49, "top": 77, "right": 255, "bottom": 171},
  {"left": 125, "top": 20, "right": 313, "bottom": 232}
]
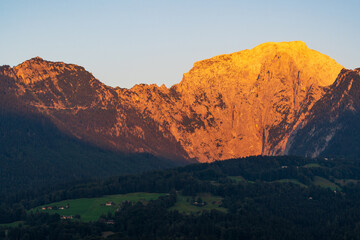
[
  {"left": 0, "top": 111, "right": 185, "bottom": 199},
  {"left": 2, "top": 156, "right": 360, "bottom": 239}
]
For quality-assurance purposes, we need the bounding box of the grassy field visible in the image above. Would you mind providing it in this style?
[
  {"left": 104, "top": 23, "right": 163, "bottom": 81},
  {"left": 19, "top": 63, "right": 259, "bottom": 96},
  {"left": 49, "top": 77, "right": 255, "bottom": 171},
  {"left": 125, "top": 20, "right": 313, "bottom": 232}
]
[
  {"left": 335, "top": 179, "right": 360, "bottom": 186},
  {"left": 0, "top": 221, "right": 24, "bottom": 228},
  {"left": 313, "top": 176, "right": 341, "bottom": 191},
  {"left": 228, "top": 175, "right": 246, "bottom": 183},
  {"left": 31, "top": 192, "right": 165, "bottom": 222},
  {"left": 169, "top": 193, "right": 227, "bottom": 214},
  {"left": 303, "top": 163, "right": 322, "bottom": 168},
  {"left": 272, "top": 179, "right": 307, "bottom": 187}
]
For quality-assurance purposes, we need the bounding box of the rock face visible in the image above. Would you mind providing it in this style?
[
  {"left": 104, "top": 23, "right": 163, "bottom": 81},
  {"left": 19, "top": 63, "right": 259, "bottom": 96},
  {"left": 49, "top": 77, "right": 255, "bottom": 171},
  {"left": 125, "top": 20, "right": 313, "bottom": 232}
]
[
  {"left": 286, "top": 68, "right": 360, "bottom": 158},
  {"left": 170, "top": 41, "right": 342, "bottom": 161},
  {"left": 0, "top": 57, "right": 189, "bottom": 161},
  {"left": 0, "top": 41, "right": 346, "bottom": 162}
]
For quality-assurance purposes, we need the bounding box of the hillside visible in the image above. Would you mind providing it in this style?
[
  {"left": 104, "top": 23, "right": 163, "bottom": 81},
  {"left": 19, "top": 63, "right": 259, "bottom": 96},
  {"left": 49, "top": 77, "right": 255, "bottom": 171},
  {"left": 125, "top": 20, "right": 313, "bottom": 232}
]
[
  {"left": 3, "top": 156, "right": 360, "bottom": 239},
  {"left": 0, "top": 111, "right": 184, "bottom": 197}
]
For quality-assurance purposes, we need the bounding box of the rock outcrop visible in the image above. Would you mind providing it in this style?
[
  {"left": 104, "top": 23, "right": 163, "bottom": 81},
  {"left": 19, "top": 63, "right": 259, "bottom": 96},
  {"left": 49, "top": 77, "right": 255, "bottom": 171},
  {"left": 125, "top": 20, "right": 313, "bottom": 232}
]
[
  {"left": 286, "top": 69, "right": 360, "bottom": 158},
  {"left": 0, "top": 41, "right": 345, "bottom": 162}
]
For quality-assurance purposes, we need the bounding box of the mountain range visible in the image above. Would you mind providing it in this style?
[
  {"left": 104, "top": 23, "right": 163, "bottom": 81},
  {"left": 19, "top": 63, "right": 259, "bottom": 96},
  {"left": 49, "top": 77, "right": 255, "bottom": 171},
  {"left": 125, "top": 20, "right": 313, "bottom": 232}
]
[{"left": 2, "top": 41, "right": 359, "bottom": 165}]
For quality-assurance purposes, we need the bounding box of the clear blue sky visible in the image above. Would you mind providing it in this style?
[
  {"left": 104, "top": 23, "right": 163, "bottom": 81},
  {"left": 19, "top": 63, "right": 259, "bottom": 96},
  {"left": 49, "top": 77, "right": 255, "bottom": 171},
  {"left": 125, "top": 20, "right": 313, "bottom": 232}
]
[{"left": 0, "top": 0, "right": 359, "bottom": 88}]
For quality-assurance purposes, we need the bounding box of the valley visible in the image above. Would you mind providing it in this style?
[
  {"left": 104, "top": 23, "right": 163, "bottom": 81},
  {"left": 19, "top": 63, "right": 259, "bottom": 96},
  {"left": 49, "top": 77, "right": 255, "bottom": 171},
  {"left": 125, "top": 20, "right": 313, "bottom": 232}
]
[{"left": 3, "top": 156, "right": 360, "bottom": 239}]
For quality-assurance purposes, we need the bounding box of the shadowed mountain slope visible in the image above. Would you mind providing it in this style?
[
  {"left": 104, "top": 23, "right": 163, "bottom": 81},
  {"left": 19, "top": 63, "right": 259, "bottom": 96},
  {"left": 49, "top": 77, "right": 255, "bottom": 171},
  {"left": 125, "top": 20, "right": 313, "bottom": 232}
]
[
  {"left": 0, "top": 111, "right": 184, "bottom": 197},
  {"left": 287, "top": 68, "right": 360, "bottom": 158}
]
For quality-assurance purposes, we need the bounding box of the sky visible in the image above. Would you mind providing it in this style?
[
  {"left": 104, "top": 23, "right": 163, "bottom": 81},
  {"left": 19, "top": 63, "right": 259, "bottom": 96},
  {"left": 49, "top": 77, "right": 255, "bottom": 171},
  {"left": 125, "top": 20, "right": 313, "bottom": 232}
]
[{"left": 0, "top": 0, "right": 359, "bottom": 88}]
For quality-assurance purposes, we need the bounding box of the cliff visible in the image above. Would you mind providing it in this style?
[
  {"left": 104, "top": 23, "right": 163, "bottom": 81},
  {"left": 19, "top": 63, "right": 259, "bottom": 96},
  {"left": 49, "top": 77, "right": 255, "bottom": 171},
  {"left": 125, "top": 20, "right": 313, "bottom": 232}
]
[{"left": 0, "top": 41, "right": 345, "bottom": 162}]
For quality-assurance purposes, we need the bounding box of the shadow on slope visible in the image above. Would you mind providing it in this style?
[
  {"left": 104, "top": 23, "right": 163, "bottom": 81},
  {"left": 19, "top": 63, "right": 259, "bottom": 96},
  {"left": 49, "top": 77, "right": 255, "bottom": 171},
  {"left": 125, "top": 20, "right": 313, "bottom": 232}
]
[{"left": 0, "top": 111, "right": 189, "bottom": 197}]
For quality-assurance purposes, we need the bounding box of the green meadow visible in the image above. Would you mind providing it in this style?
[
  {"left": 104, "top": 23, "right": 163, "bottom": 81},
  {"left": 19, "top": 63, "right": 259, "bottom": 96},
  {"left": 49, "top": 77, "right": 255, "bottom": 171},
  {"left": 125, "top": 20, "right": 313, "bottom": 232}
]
[
  {"left": 31, "top": 192, "right": 226, "bottom": 221},
  {"left": 228, "top": 175, "right": 246, "bottom": 183},
  {"left": 31, "top": 192, "right": 165, "bottom": 222},
  {"left": 303, "top": 163, "right": 322, "bottom": 168},
  {"left": 312, "top": 176, "right": 341, "bottom": 191},
  {"left": 169, "top": 193, "right": 227, "bottom": 214},
  {"left": 273, "top": 179, "right": 307, "bottom": 187},
  {"left": 0, "top": 221, "right": 24, "bottom": 228}
]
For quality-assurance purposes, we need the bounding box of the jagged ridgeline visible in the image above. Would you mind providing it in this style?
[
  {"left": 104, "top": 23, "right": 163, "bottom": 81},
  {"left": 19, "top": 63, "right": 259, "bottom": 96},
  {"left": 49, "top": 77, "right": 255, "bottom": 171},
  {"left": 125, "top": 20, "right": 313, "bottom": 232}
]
[
  {"left": 1, "top": 41, "right": 360, "bottom": 195},
  {"left": 2, "top": 41, "right": 356, "bottom": 164}
]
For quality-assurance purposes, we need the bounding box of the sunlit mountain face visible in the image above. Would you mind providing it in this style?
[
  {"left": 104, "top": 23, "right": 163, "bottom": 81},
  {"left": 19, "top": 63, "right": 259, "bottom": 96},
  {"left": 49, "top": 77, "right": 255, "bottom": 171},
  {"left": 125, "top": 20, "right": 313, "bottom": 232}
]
[{"left": 1, "top": 41, "right": 351, "bottom": 163}]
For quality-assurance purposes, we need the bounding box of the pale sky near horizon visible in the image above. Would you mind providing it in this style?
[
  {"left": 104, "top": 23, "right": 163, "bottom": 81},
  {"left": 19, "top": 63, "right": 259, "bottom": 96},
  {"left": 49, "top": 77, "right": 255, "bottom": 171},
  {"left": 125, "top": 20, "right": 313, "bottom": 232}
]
[{"left": 0, "top": 0, "right": 359, "bottom": 88}]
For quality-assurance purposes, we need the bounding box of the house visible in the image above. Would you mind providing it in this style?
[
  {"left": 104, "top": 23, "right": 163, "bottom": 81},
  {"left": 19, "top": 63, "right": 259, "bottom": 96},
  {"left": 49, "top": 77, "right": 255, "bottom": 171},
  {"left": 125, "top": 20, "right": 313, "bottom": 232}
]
[
  {"left": 47, "top": 206, "right": 53, "bottom": 210},
  {"left": 59, "top": 206, "right": 65, "bottom": 210},
  {"left": 106, "top": 220, "right": 115, "bottom": 225},
  {"left": 105, "top": 202, "right": 114, "bottom": 206},
  {"left": 192, "top": 201, "right": 206, "bottom": 207},
  {"left": 41, "top": 207, "right": 46, "bottom": 210},
  {"left": 61, "top": 215, "right": 73, "bottom": 220}
]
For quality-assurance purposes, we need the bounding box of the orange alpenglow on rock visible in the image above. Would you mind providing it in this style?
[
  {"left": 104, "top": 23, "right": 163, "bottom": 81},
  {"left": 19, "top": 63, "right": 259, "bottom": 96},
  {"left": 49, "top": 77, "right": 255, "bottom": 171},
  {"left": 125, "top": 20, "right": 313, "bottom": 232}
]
[
  {"left": 169, "top": 41, "right": 343, "bottom": 161},
  {"left": 0, "top": 41, "right": 344, "bottom": 163},
  {"left": 179, "top": 41, "right": 341, "bottom": 92}
]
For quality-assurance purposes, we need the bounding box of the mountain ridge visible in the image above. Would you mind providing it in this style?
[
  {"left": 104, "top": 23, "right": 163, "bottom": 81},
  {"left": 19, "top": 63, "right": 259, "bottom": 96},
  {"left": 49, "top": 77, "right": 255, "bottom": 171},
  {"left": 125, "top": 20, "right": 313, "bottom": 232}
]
[
  {"left": 1, "top": 41, "right": 355, "bottom": 162},
  {"left": 286, "top": 68, "right": 360, "bottom": 158}
]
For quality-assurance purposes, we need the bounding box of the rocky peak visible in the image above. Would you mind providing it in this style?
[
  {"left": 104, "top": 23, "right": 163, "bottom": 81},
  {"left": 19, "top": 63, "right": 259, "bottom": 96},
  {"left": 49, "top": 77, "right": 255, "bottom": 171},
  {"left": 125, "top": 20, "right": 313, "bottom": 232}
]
[
  {"left": 0, "top": 65, "right": 15, "bottom": 79},
  {"left": 178, "top": 41, "right": 342, "bottom": 95},
  {"left": 0, "top": 41, "right": 348, "bottom": 162},
  {"left": 327, "top": 69, "right": 360, "bottom": 112},
  {"left": 0, "top": 65, "right": 12, "bottom": 72},
  {"left": 168, "top": 41, "right": 343, "bottom": 160},
  {"left": 286, "top": 69, "right": 360, "bottom": 158},
  {"left": 13, "top": 57, "right": 86, "bottom": 86},
  {"left": 333, "top": 69, "right": 360, "bottom": 88},
  {"left": 29, "top": 56, "right": 44, "bottom": 62}
]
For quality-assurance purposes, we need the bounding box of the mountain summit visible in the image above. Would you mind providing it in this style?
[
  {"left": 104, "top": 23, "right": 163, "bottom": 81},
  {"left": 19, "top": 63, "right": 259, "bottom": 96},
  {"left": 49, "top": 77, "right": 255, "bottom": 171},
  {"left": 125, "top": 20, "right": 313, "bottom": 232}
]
[
  {"left": 179, "top": 41, "right": 341, "bottom": 92},
  {"left": 0, "top": 41, "right": 349, "bottom": 162},
  {"left": 171, "top": 41, "right": 343, "bottom": 160}
]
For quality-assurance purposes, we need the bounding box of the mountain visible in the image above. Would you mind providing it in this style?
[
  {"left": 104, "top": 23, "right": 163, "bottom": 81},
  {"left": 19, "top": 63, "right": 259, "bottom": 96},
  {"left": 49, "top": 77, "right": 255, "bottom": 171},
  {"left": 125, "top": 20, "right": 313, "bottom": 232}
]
[
  {"left": 0, "top": 59, "right": 189, "bottom": 161},
  {"left": 0, "top": 110, "right": 185, "bottom": 197},
  {"left": 1, "top": 41, "right": 348, "bottom": 163},
  {"left": 287, "top": 68, "right": 360, "bottom": 158},
  {"left": 163, "top": 41, "right": 342, "bottom": 161}
]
